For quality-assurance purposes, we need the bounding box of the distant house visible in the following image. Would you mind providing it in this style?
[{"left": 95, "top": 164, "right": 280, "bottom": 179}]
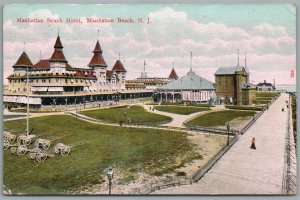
[{"left": 256, "top": 80, "right": 276, "bottom": 91}]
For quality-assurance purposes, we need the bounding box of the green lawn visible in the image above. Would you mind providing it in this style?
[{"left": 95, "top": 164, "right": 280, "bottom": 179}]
[
  {"left": 187, "top": 110, "right": 256, "bottom": 127},
  {"left": 256, "top": 92, "right": 278, "bottom": 98},
  {"left": 4, "top": 115, "right": 200, "bottom": 194},
  {"left": 225, "top": 105, "right": 263, "bottom": 111},
  {"left": 147, "top": 102, "right": 213, "bottom": 108},
  {"left": 254, "top": 92, "right": 278, "bottom": 105},
  {"left": 80, "top": 105, "right": 172, "bottom": 125},
  {"left": 3, "top": 115, "right": 26, "bottom": 119},
  {"left": 154, "top": 105, "right": 210, "bottom": 115}
]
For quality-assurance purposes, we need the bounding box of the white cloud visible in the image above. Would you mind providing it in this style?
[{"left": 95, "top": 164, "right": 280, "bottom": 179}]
[{"left": 3, "top": 7, "right": 296, "bottom": 85}]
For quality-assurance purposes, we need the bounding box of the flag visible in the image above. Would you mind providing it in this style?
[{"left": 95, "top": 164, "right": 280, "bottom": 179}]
[{"left": 291, "top": 70, "right": 294, "bottom": 78}]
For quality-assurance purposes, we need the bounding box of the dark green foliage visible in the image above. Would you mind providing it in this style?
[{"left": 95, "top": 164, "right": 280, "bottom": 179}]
[
  {"left": 187, "top": 110, "right": 256, "bottom": 127},
  {"left": 154, "top": 106, "right": 210, "bottom": 115},
  {"left": 80, "top": 105, "right": 172, "bottom": 125}
]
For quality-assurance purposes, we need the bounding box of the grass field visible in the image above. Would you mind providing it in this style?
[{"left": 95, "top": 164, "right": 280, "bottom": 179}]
[
  {"left": 147, "top": 102, "right": 213, "bottom": 108},
  {"left": 187, "top": 110, "right": 256, "bottom": 127},
  {"left": 255, "top": 92, "right": 278, "bottom": 98},
  {"left": 154, "top": 105, "right": 210, "bottom": 115},
  {"left": 3, "top": 115, "right": 26, "bottom": 119},
  {"left": 254, "top": 92, "right": 278, "bottom": 105},
  {"left": 4, "top": 115, "right": 200, "bottom": 194},
  {"left": 225, "top": 105, "right": 263, "bottom": 111},
  {"left": 80, "top": 105, "right": 172, "bottom": 125}
]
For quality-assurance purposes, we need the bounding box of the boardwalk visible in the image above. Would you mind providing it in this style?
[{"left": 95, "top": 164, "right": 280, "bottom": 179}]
[{"left": 154, "top": 93, "right": 291, "bottom": 195}]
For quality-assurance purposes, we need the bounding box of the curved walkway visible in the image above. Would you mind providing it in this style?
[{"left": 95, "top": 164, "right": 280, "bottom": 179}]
[
  {"left": 143, "top": 104, "right": 224, "bottom": 128},
  {"left": 154, "top": 93, "right": 290, "bottom": 195}
]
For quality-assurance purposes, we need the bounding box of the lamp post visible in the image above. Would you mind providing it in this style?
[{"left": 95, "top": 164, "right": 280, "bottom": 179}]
[
  {"left": 106, "top": 166, "right": 114, "bottom": 195},
  {"left": 26, "top": 66, "right": 29, "bottom": 135},
  {"left": 226, "top": 122, "right": 230, "bottom": 146}
]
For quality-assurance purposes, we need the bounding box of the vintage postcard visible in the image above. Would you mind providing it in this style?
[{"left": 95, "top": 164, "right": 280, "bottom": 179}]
[{"left": 2, "top": 4, "right": 296, "bottom": 195}]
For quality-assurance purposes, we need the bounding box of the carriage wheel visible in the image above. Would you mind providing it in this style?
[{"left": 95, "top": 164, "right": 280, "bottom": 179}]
[
  {"left": 29, "top": 153, "right": 36, "bottom": 160},
  {"left": 9, "top": 137, "right": 16, "bottom": 143},
  {"left": 10, "top": 147, "right": 17, "bottom": 155},
  {"left": 54, "top": 146, "right": 60, "bottom": 154},
  {"left": 55, "top": 143, "right": 63, "bottom": 154},
  {"left": 32, "top": 148, "right": 42, "bottom": 153},
  {"left": 61, "top": 146, "right": 70, "bottom": 156},
  {"left": 17, "top": 136, "right": 22, "bottom": 145},
  {"left": 37, "top": 153, "right": 48, "bottom": 162},
  {"left": 24, "top": 138, "right": 31, "bottom": 145},
  {"left": 3, "top": 142, "right": 10, "bottom": 150},
  {"left": 36, "top": 154, "right": 42, "bottom": 162},
  {"left": 34, "top": 139, "right": 40, "bottom": 148},
  {"left": 17, "top": 145, "right": 27, "bottom": 156},
  {"left": 44, "top": 142, "right": 50, "bottom": 150},
  {"left": 41, "top": 154, "right": 47, "bottom": 161}
]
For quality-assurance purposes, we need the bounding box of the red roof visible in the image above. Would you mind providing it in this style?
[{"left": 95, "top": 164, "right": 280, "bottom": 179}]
[
  {"left": 112, "top": 60, "right": 126, "bottom": 72},
  {"left": 32, "top": 59, "right": 73, "bottom": 70},
  {"left": 50, "top": 35, "right": 67, "bottom": 62},
  {"left": 54, "top": 35, "right": 63, "bottom": 49},
  {"left": 88, "top": 54, "right": 107, "bottom": 66},
  {"left": 13, "top": 51, "right": 33, "bottom": 67},
  {"left": 88, "top": 41, "right": 107, "bottom": 67},
  {"left": 106, "top": 70, "right": 114, "bottom": 78},
  {"left": 50, "top": 49, "right": 67, "bottom": 62},
  {"left": 93, "top": 40, "right": 102, "bottom": 53},
  {"left": 32, "top": 59, "right": 49, "bottom": 69},
  {"left": 168, "top": 68, "right": 178, "bottom": 79}
]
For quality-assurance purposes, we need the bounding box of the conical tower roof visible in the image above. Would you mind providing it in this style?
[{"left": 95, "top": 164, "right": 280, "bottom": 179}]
[
  {"left": 168, "top": 68, "right": 178, "bottom": 79},
  {"left": 112, "top": 60, "right": 126, "bottom": 72},
  {"left": 50, "top": 35, "right": 67, "bottom": 62},
  {"left": 93, "top": 40, "right": 102, "bottom": 53},
  {"left": 88, "top": 40, "right": 107, "bottom": 67},
  {"left": 13, "top": 51, "right": 33, "bottom": 68},
  {"left": 54, "top": 35, "right": 63, "bottom": 49}
]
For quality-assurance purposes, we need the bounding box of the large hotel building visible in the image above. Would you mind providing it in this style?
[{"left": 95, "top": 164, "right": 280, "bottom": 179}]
[{"left": 3, "top": 35, "right": 153, "bottom": 109}]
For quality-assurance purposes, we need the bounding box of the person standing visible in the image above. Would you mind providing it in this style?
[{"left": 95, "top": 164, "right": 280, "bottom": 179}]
[{"left": 250, "top": 137, "right": 256, "bottom": 150}]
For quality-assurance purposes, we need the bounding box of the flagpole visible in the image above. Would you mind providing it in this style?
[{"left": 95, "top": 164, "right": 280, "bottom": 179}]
[
  {"left": 190, "top": 52, "right": 192, "bottom": 71},
  {"left": 26, "top": 65, "right": 29, "bottom": 135}
]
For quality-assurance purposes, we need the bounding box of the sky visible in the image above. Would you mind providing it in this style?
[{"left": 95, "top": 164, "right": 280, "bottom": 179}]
[{"left": 3, "top": 4, "right": 296, "bottom": 85}]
